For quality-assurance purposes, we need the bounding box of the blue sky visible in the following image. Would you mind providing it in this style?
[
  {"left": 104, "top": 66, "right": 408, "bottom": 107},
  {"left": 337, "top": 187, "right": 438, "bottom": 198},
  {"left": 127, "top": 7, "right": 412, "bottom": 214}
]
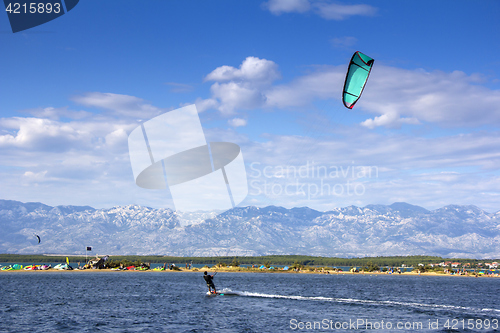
[{"left": 1, "top": 0, "right": 500, "bottom": 212}]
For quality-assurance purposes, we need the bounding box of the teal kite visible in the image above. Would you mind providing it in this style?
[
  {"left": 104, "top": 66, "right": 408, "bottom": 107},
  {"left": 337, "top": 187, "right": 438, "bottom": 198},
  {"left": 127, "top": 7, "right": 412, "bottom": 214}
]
[{"left": 342, "top": 51, "right": 374, "bottom": 109}]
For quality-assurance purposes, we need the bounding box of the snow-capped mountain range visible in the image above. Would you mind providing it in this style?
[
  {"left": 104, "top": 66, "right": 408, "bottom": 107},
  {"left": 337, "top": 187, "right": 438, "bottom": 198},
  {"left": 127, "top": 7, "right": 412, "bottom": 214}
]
[{"left": 1, "top": 199, "right": 499, "bottom": 258}]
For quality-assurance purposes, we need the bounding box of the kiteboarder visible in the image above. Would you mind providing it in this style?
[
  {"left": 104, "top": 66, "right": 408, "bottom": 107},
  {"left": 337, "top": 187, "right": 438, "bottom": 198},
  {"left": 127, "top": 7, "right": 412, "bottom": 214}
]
[{"left": 203, "top": 271, "right": 217, "bottom": 294}]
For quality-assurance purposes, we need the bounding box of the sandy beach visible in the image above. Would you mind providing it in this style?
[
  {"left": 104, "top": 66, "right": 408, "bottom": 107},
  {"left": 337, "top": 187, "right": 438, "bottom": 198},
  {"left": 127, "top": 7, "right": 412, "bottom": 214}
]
[{"left": 2, "top": 266, "right": 498, "bottom": 277}]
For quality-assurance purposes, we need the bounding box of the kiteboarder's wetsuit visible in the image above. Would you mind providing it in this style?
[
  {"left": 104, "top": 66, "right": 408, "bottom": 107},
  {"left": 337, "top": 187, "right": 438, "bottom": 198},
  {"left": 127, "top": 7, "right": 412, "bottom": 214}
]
[{"left": 203, "top": 271, "right": 216, "bottom": 293}]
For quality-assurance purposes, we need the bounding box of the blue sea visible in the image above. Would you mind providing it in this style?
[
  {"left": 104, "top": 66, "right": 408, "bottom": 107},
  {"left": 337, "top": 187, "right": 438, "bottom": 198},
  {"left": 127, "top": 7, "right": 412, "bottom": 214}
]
[{"left": 0, "top": 271, "right": 498, "bottom": 332}]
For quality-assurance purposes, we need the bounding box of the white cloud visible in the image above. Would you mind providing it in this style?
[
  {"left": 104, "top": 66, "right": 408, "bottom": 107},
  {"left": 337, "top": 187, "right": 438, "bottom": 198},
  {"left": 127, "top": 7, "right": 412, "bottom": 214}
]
[
  {"left": 164, "top": 82, "right": 194, "bottom": 93},
  {"left": 25, "top": 107, "right": 92, "bottom": 120},
  {"left": 202, "top": 126, "right": 250, "bottom": 146},
  {"left": 194, "top": 97, "right": 219, "bottom": 113},
  {"left": 0, "top": 117, "right": 91, "bottom": 152},
  {"left": 3, "top": 112, "right": 500, "bottom": 212},
  {"left": 241, "top": 128, "right": 500, "bottom": 212},
  {"left": 210, "top": 82, "right": 266, "bottom": 115},
  {"left": 313, "top": 2, "right": 377, "bottom": 20},
  {"left": 360, "top": 110, "right": 420, "bottom": 129},
  {"left": 205, "top": 56, "right": 280, "bottom": 84},
  {"left": 22, "top": 170, "right": 48, "bottom": 184},
  {"left": 105, "top": 128, "right": 129, "bottom": 152},
  {"left": 361, "top": 67, "right": 500, "bottom": 128},
  {"left": 330, "top": 36, "right": 358, "bottom": 49},
  {"left": 262, "top": 0, "right": 311, "bottom": 15},
  {"left": 72, "top": 92, "right": 163, "bottom": 119},
  {"left": 0, "top": 114, "right": 142, "bottom": 208},
  {"left": 0, "top": 115, "right": 138, "bottom": 153},
  {"left": 205, "top": 57, "right": 281, "bottom": 114},
  {"left": 0, "top": 95, "right": 184, "bottom": 209},
  {"left": 266, "top": 66, "right": 343, "bottom": 108},
  {"left": 263, "top": 0, "right": 377, "bottom": 20},
  {"left": 228, "top": 118, "right": 247, "bottom": 127}
]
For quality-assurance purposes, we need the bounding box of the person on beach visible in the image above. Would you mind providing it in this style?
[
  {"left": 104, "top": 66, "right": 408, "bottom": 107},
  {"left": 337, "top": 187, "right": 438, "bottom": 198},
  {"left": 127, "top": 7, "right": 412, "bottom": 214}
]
[{"left": 203, "top": 271, "right": 217, "bottom": 294}]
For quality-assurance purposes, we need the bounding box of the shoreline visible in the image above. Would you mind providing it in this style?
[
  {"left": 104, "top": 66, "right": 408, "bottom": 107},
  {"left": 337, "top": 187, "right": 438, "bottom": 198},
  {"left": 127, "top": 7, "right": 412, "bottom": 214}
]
[{"left": 1, "top": 267, "right": 498, "bottom": 277}]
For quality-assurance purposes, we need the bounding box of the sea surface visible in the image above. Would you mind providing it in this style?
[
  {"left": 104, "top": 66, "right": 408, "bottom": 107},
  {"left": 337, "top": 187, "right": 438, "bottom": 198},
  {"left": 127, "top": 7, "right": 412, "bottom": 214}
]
[{"left": 0, "top": 271, "right": 498, "bottom": 332}]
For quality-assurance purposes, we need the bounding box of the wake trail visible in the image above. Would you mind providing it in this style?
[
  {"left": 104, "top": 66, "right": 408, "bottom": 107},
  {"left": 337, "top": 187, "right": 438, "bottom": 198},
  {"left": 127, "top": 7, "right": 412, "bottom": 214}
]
[{"left": 229, "top": 290, "right": 500, "bottom": 315}]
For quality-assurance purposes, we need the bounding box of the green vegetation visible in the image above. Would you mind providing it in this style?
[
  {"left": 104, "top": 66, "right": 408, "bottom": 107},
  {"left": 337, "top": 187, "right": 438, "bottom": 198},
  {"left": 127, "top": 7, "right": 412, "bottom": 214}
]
[
  {"left": 0, "top": 254, "right": 498, "bottom": 269},
  {"left": 291, "top": 260, "right": 304, "bottom": 270},
  {"left": 106, "top": 259, "right": 144, "bottom": 269},
  {"left": 362, "top": 261, "right": 380, "bottom": 272},
  {"left": 417, "top": 265, "right": 445, "bottom": 274}
]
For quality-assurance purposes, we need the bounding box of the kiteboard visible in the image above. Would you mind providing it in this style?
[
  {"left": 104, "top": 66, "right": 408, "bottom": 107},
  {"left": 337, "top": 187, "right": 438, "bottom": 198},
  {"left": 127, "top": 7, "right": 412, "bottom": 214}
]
[{"left": 206, "top": 291, "right": 239, "bottom": 296}]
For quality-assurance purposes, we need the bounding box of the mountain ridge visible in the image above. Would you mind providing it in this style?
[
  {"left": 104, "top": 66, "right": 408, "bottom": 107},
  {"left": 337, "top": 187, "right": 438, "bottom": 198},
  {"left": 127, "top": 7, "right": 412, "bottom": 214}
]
[{"left": 0, "top": 199, "right": 498, "bottom": 258}]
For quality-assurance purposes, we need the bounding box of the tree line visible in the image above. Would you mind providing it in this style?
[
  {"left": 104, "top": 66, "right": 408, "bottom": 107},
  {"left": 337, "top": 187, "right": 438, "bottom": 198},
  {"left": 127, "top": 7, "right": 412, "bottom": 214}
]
[{"left": 0, "top": 254, "right": 497, "bottom": 268}]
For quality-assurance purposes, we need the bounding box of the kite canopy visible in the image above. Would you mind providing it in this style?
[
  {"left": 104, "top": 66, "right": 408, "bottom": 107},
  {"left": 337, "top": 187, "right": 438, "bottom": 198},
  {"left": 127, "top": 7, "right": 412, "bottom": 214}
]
[
  {"left": 342, "top": 51, "right": 374, "bottom": 109},
  {"left": 35, "top": 234, "right": 41, "bottom": 244}
]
